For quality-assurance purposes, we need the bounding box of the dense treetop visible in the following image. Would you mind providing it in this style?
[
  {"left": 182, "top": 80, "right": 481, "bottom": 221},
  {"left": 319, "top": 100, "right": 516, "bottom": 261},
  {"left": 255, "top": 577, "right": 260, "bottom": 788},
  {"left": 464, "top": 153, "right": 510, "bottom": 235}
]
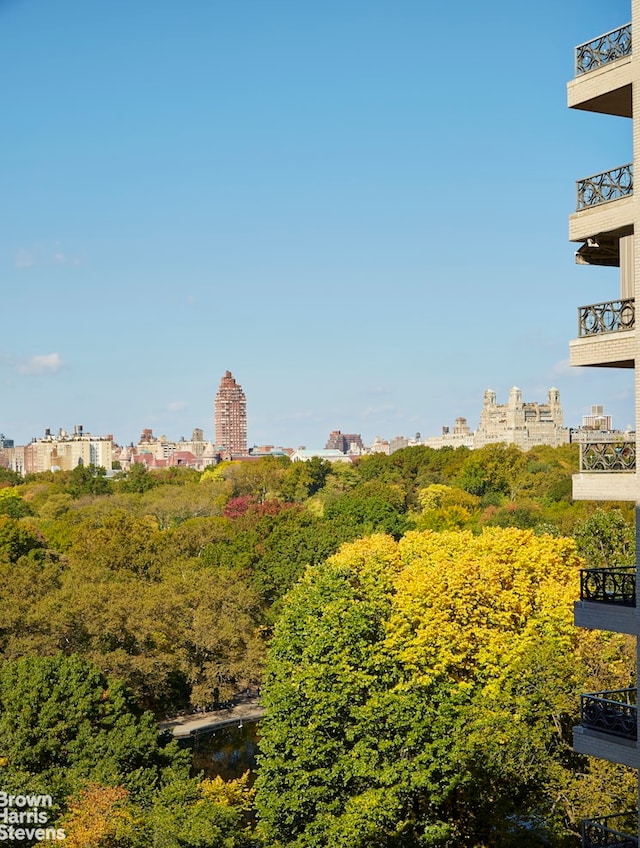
[
  {"left": 0, "top": 444, "right": 635, "bottom": 845},
  {"left": 255, "top": 530, "right": 635, "bottom": 847},
  {"left": 0, "top": 444, "right": 632, "bottom": 714}
]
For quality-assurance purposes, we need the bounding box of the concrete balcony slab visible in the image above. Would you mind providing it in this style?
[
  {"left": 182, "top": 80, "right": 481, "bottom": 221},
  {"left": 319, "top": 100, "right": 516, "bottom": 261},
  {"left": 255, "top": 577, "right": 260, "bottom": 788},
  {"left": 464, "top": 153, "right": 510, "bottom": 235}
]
[
  {"left": 572, "top": 472, "right": 637, "bottom": 501},
  {"left": 568, "top": 57, "right": 632, "bottom": 116},
  {"left": 574, "top": 600, "right": 640, "bottom": 635},
  {"left": 570, "top": 195, "right": 634, "bottom": 243},
  {"left": 569, "top": 332, "right": 634, "bottom": 368},
  {"left": 573, "top": 724, "right": 640, "bottom": 769}
]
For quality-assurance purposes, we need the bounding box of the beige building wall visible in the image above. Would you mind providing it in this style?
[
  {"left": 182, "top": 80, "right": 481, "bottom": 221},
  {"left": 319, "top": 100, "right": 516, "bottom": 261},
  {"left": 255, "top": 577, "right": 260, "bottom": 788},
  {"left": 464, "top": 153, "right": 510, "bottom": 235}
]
[{"left": 23, "top": 434, "right": 113, "bottom": 474}]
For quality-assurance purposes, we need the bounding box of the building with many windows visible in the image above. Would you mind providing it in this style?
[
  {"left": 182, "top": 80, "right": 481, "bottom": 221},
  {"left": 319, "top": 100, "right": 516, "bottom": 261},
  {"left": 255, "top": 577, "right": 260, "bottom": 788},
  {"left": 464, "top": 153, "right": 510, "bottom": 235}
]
[
  {"left": 473, "top": 387, "right": 568, "bottom": 449},
  {"left": 423, "top": 387, "right": 569, "bottom": 451},
  {"left": 214, "top": 370, "right": 247, "bottom": 459},
  {"left": 324, "top": 430, "right": 365, "bottom": 455},
  {"left": 18, "top": 426, "right": 113, "bottom": 474},
  {"left": 565, "top": 6, "right": 640, "bottom": 845}
]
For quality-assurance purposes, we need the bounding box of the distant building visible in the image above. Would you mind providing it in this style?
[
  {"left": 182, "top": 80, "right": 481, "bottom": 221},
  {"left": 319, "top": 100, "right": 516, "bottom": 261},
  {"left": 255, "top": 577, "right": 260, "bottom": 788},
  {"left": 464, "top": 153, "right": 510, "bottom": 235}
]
[
  {"left": 249, "top": 445, "right": 292, "bottom": 458},
  {"left": 215, "top": 371, "right": 247, "bottom": 459},
  {"left": 389, "top": 433, "right": 424, "bottom": 454},
  {"left": 425, "top": 388, "right": 570, "bottom": 452},
  {"left": 289, "top": 448, "right": 352, "bottom": 464},
  {"left": 473, "top": 387, "right": 569, "bottom": 449},
  {"left": 581, "top": 404, "right": 613, "bottom": 431},
  {"left": 21, "top": 426, "right": 114, "bottom": 474},
  {"left": 423, "top": 418, "right": 474, "bottom": 450},
  {"left": 0, "top": 434, "right": 14, "bottom": 449},
  {"left": 325, "top": 430, "right": 365, "bottom": 454},
  {"left": 127, "top": 427, "right": 218, "bottom": 470},
  {"left": 390, "top": 436, "right": 409, "bottom": 453},
  {"left": 368, "top": 436, "right": 391, "bottom": 455}
]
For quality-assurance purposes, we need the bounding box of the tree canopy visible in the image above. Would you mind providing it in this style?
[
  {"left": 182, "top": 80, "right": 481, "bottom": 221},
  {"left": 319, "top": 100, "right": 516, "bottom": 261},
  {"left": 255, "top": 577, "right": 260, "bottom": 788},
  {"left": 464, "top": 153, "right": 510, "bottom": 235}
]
[{"left": 255, "top": 529, "right": 635, "bottom": 847}]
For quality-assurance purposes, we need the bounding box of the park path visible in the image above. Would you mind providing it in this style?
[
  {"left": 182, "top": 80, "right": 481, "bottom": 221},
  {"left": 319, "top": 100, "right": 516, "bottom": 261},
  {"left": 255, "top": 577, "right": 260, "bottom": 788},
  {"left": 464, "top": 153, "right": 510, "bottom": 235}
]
[{"left": 159, "top": 696, "right": 265, "bottom": 738}]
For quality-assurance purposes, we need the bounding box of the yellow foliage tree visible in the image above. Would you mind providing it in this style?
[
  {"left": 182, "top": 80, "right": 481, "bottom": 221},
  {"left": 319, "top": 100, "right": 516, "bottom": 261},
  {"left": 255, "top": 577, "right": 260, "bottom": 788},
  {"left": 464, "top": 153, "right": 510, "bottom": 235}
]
[
  {"left": 415, "top": 484, "right": 480, "bottom": 531},
  {"left": 256, "top": 527, "right": 636, "bottom": 846},
  {"left": 52, "top": 784, "right": 136, "bottom": 848},
  {"left": 201, "top": 771, "right": 255, "bottom": 810}
]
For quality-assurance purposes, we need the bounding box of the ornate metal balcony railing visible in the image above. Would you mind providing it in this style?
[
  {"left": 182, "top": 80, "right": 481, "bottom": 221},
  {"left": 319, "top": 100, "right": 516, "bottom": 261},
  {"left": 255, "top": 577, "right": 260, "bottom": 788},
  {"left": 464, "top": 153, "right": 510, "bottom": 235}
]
[
  {"left": 577, "top": 165, "right": 633, "bottom": 210},
  {"left": 582, "top": 811, "right": 638, "bottom": 848},
  {"left": 580, "top": 567, "right": 636, "bottom": 606},
  {"left": 576, "top": 23, "right": 632, "bottom": 76},
  {"left": 580, "top": 689, "right": 637, "bottom": 739},
  {"left": 579, "top": 299, "right": 635, "bottom": 337},
  {"left": 579, "top": 439, "right": 636, "bottom": 472}
]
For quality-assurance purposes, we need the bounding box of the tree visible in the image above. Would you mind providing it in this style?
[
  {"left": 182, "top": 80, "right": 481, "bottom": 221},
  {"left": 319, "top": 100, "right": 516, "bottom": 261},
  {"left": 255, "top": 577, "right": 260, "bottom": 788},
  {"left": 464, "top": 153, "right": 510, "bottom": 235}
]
[
  {"left": 573, "top": 508, "right": 635, "bottom": 568},
  {"left": 255, "top": 535, "right": 405, "bottom": 848},
  {"left": 141, "top": 774, "right": 254, "bottom": 848},
  {"left": 456, "top": 444, "right": 527, "bottom": 499},
  {"left": 0, "top": 515, "right": 44, "bottom": 563},
  {"left": 0, "top": 467, "right": 22, "bottom": 487},
  {"left": 280, "top": 457, "right": 331, "bottom": 502},
  {"left": 415, "top": 484, "right": 479, "bottom": 531},
  {"left": 0, "top": 654, "right": 189, "bottom": 807},
  {"left": 57, "top": 784, "right": 137, "bottom": 847},
  {"left": 323, "top": 486, "right": 410, "bottom": 540},
  {"left": 255, "top": 529, "right": 630, "bottom": 847},
  {"left": 58, "top": 775, "right": 255, "bottom": 848},
  {"left": 68, "top": 510, "right": 161, "bottom": 578},
  {"left": 0, "top": 489, "right": 32, "bottom": 519},
  {"left": 117, "top": 462, "right": 157, "bottom": 494},
  {"left": 67, "top": 464, "right": 111, "bottom": 498}
]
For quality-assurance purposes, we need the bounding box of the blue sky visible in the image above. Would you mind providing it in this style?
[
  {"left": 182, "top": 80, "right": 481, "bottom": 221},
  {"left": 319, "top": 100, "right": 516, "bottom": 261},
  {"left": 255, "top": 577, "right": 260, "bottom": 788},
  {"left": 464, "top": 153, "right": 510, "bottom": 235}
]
[{"left": 1, "top": 0, "right": 634, "bottom": 448}]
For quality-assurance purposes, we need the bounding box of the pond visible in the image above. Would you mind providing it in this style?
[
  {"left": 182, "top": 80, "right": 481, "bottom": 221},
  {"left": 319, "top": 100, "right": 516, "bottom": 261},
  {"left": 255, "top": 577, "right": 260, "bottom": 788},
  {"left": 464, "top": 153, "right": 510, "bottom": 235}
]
[{"left": 182, "top": 720, "right": 261, "bottom": 782}]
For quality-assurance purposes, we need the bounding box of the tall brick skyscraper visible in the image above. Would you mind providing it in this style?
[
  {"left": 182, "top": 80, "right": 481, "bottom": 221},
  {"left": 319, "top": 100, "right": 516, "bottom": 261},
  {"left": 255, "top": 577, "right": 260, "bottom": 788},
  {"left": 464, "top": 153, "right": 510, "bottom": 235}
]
[{"left": 215, "top": 371, "right": 247, "bottom": 458}]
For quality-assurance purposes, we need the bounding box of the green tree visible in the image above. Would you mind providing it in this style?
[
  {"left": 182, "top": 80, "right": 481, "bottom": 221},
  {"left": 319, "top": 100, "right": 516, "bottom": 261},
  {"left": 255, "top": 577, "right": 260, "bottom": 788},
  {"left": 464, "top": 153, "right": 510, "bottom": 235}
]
[
  {"left": 456, "top": 444, "right": 527, "bottom": 499},
  {"left": 255, "top": 530, "right": 628, "bottom": 847},
  {"left": 68, "top": 510, "right": 161, "bottom": 578},
  {"left": 0, "top": 467, "right": 22, "bottom": 487},
  {"left": 281, "top": 457, "right": 331, "bottom": 502},
  {"left": 0, "top": 654, "right": 188, "bottom": 806},
  {"left": 323, "top": 485, "right": 410, "bottom": 540},
  {"left": 0, "top": 490, "right": 32, "bottom": 519},
  {"left": 117, "top": 462, "right": 157, "bottom": 494},
  {"left": 255, "top": 535, "right": 406, "bottom": 848},
  {"left": 573, "top": 508, "right": 635, "bottom": 568},
  {"left": 0, "top": 516, "right": 44, "bottom": 563},
  {"left": 67, "top": 464, "right": 112, "bottom": 498}
]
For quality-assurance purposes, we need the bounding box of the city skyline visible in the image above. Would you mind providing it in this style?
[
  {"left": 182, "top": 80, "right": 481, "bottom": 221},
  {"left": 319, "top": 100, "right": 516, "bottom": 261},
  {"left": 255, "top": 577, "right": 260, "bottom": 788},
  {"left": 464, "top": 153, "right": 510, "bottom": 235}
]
[
  {"left": 1, "top": 1, "right": 634, "bottom": 448},
  {"left": 1, "top": 382, "right": 624, "bottom": 451}
]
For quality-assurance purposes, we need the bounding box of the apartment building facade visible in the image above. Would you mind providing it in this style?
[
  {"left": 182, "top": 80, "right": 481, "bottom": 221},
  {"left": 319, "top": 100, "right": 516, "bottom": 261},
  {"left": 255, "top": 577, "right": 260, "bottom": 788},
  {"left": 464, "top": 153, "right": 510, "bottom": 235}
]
[
  {"left": 214, "top": 370, "right": 248, "bottom": 459},
  {"left": 21, "top": 427, "right": 113, "bottom": 474},
  {"left": 567, "top": 6, "right": 640, "bottom": 845}
]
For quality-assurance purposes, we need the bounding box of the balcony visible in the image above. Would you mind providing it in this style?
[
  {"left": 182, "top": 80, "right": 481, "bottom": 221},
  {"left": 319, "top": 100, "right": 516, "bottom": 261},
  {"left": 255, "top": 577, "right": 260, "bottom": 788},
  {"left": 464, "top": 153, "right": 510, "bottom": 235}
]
[
  {"left": 581, "top": 568, "right": 636, "bottom": 606},
  {"left": 577, "top": 165, "right": 633, "bottom": 210},
  {"left": 582, "top": 812, "right": 638, "bottom": 848},
  {"left": 579, "top": 438, "right": 636, "bottom": 472},
  {"left": 570, "top": 295, "right": 635, "bottom": 367},
  {"left": 580, "top": 689, "right": 637, "bottom": 740},
  {"left": 576, "top": 25, "right": 632, "bottom": 76},
  {"left": 575, "top": 568, "right": 638, "bottom": 635},
  {"left": 570, "top": 166, "right": 634, "bottom": 243},
  {"left": 569, "top": 24, "right": 632, "bottom": 117},
  {"left": 572, "top": 436, "right": 637, "bottom": 502},
  {"left": 579, "top": 299, "right": 635, "bottom": 337}
]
